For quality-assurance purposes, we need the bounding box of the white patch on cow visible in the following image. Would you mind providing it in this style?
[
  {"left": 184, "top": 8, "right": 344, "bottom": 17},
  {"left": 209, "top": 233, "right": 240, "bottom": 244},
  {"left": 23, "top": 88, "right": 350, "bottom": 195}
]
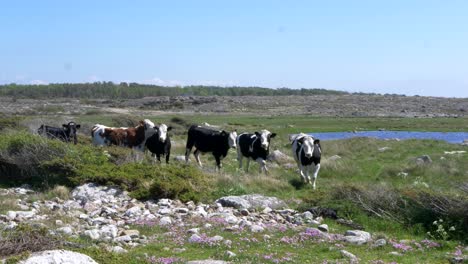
[
  {"left": 229, "top": 131, "right": 238, "bottom": 148},
  {"left": 91, "top": 124, "right": 110, "bottom": 146},
  {"left": 156, "top": 124, "right": 169, "bottom": 142},
  {"left": 143, "top": 119, "right": 156, "bottom": 138}
]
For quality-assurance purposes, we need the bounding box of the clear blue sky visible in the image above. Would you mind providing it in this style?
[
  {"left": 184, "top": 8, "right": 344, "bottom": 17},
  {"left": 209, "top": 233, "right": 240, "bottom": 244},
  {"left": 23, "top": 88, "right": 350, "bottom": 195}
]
[{"left": 1, "top": 1, "right": 467, "bottom": 97}]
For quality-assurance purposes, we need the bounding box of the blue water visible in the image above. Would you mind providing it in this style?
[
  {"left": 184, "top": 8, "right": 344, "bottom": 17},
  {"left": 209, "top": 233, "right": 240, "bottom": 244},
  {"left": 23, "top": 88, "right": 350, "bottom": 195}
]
[{"left": 307, "top": 131, "right": 468, "bottom": 144}]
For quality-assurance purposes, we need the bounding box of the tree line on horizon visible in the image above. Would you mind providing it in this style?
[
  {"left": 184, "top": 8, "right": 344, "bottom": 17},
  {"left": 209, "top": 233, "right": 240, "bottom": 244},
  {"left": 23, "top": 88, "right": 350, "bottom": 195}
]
[{"left": 0, "top": 82, "right": 349, "bottom": 99}]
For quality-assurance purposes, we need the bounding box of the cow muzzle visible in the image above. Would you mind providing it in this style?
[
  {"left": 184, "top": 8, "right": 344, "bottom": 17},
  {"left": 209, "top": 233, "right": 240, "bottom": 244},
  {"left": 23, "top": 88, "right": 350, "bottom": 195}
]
[{"left": 305, "top": 153, "right": 313, "bottom": 158}]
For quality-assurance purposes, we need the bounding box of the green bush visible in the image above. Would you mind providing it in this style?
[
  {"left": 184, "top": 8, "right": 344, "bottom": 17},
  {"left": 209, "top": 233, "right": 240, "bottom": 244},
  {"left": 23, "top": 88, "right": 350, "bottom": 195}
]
[{"left": 0, "top": 131, "right": 213, "bottom": 202}]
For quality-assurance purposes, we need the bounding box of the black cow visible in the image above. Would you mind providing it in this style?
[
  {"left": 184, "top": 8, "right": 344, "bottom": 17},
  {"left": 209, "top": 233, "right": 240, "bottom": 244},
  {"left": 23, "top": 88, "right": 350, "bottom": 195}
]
[
  {"left": 291, "top": 133, "right": 322, "bottom": 189},
  {"left": 37, "top": 122, "right": 81, "bottom": 144},
  {"left": 145, "top": 124, "right": 172, "bottom": 163},
  {"left": 185, "top": 125, "right": 237, "bottom": 169},
  {"left": 237, "top": 130, "right": 276, "bottom": 173}
]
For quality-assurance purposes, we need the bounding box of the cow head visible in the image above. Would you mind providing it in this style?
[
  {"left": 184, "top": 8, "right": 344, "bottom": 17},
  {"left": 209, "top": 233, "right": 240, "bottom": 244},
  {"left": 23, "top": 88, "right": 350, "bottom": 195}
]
[
  {"left": 37, "top": 124, "right": 45, "bottom": 135},
  {"left": 62, "top": 122, "right": 81, "bottom": 144},
  {"left": 143, "top": 119, "right": 157, "bottom": 137},
  {"left": 300, "top": 136, "right": 316, "bottom": 158},
  {"left": 154, "top": 124, "right": 172, "bottom": 142},
  {"left": 255, "top": 130, "right": 276, "bottom": 150},
  {"left": 222, "top": 130, "right": 238, "bottom": 149}
]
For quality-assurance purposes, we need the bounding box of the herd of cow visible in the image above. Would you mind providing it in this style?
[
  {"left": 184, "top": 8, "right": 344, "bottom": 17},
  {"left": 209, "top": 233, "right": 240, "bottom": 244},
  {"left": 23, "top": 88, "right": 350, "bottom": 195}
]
[{"left": 37, "top": 119, "right": 323, "bottom": 189}]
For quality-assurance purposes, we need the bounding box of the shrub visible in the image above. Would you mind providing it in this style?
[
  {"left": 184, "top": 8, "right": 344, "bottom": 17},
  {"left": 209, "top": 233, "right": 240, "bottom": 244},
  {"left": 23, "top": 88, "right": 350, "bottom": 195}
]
[{"left": 0, "top": 224, "right": 62, "bottom": 257}]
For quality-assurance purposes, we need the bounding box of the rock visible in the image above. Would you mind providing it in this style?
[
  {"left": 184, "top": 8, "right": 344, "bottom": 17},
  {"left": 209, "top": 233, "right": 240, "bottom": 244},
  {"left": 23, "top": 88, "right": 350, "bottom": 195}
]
[
  {"left": 344, "top": 230, "right": 371, "bottom": 245},
  {"left": 378, "top": 147, "right": 390, "bottom": 152},
  {"left": 121, "top": 229, "right": 140, "bottom": 238},
  {"left": 225, "top": 215, "right": 238, "bottom": 224},
  {"left": 187, "top": 228, "right": 200, "bottom": 234},
  {"left": 188, "top": 234, "right": 202, "bottom": 243},
  {"left": 415, "top": 155, "right": 432, "bottom": 165},
  {"left": 318, "top": 224, "right": 329, "bottom": 232},
  {"left": 83, "top": 229, "right": 100, "bottom": 240},
  {"left": 267, "top": 150, "right": 293, "bottom": 164},
  {"left": 111, "top": 246, "right": 127, "bottom": 253},
  {"left": 225, "top": 250, "right": 237, "bottom": 258},
  {"left": 100, "top": 224, "right": 118, "bottom": 239},
  {"left": 389, "top": 251, "right": 403, "bottom": 256},
  {"left": 444, "top": 150, "right": 466, "bottom": 155},
  {"left": 19, "top": 250, "right": 98, "bottom": 264},
  {"left": 240, "top": 208, "right": 249, "bottom": 216},
  {"left": 158, "top": 208, "right": 172, "bottom": 215},
  {"left": 397, "top": 172, "right": 408, "bottom": 177},
  {"left": 340, "top": 250, "right": 359, "bottom": 263},
  {"left": 373, "top": 238, "right": 387, "bottom": 247},
  {"left": 125, "top": 206, "right": 142, "bottom": 216},
  {"left": 210, "top": 235, "right": 224, "bottom": 243},
  {"left": 173, "top": 155, "right": 187, "bottom": 162},
  {"left": 216, "top": 194, "right": 287, "bottom": 210},
  {"left": 57, "top": 226, "right": 74, "bottom": 236},
  {"left": 250, "top": 225, "right": 264, "bottom": 233},
  {"left": 114, "top": 235, "right": 132, "bottom": 243},
  {"left": 6, "top": 211, "right": 17, "bottom": 220},
  {"left": 159, "top": 216, "right": 172, "bottom": 225}
]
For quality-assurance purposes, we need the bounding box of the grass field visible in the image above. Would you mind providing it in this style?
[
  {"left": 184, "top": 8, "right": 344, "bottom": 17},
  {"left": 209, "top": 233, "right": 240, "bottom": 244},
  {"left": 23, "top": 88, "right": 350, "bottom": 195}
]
[{"left": 1, "top": 114, "right": 467, "bottom": 263}]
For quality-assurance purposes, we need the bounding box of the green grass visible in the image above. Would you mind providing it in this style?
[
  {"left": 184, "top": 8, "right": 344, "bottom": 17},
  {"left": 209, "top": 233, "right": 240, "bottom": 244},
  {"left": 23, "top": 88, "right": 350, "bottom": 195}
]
[{"left": 1, "top": 114, "right": 467, "bottom": 263}]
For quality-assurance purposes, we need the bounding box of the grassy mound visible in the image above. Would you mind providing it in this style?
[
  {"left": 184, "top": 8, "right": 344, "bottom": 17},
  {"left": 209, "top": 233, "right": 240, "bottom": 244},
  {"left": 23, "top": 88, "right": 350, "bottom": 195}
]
[{"left": 0, "top": 131, "right": 214, "bottom": 202}]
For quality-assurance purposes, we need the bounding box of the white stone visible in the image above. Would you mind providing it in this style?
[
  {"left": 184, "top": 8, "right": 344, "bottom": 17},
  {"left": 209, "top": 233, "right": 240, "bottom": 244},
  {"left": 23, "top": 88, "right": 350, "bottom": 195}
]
[
  {"left": 318, "top": 224, "right": 329, "bottom": 232},
  {"left": 100, "top": 224, "right": 118, "bottom": 239},
  {"left": 250, "top": 225, "right": 264, "bottom": 233},
  {"left": 83, "top": 229, "right": 100, "bottom": 240},
  {"left": 159, "top": 216, "right": 172, "bottom": 225},
  {"left": 57, "top": 226, "right": 74, "bottom": 235},
  {"left": 19, "top": 250, "right": 98, "bottom": 264},
  {"left": 158, "top": 208, "right": 172, "bottom": 215},
  {"left": 111, "top": 246, "right": 127, "bottom": 254}
]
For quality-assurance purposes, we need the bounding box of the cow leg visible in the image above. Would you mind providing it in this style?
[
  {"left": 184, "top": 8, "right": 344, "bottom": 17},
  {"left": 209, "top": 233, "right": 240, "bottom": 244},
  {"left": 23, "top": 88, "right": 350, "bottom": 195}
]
[
  {"left": 156, "top": 154, "right": 161, "bottom": 163},
  {"left": 194, "top": 149, "right": 202, "bottom": 167},
  {"left": 214, "top": 155, "right": 222, "bottom": 171},
  {"left": 311, "top": 163, "right": 321, "bottom": 190},
  {"left": 245, "top": 158, "right": 250, "bottom": 172},
  {"left": 237, "top": 149, "right": 243, "bottom": 169},
  {"left": 256, "top": 158, "right": 267, "bottom": 173},
  {"left": 166, "top": 151, "right": 170, "bottom": 164},
  {"left": 185, "top": 148, "right": 192, "bottom": 164},
  {"left": 299, "top": 165, "right": 307, "bottom": 183}
]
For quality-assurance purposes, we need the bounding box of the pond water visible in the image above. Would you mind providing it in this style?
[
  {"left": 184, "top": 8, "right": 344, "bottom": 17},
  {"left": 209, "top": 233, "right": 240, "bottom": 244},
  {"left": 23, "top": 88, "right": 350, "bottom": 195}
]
[{"left": 307, "top": 131, "right": 468, "bottom": 144}]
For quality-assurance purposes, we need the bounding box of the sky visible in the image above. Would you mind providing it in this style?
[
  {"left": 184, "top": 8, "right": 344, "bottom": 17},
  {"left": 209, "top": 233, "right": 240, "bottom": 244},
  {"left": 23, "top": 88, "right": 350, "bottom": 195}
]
[{"left": 1, "top": 1, "right": 467, "bottom": 97}]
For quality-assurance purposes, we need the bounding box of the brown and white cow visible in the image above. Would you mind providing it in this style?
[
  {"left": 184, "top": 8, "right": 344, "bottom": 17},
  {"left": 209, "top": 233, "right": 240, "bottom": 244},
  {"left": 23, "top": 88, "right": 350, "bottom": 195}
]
[{"left": 91, "top": 119, "right": 156, "bottom": 151}]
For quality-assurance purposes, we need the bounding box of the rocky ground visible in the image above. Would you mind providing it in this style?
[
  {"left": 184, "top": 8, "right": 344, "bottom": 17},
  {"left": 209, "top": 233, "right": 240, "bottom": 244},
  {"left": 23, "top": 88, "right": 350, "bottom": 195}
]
[
  {"left": 1, "top": 184, "right": 466, "bottom": 263},
  {"left": 1, "top": 94, "right": 467, "bottom": 117}
]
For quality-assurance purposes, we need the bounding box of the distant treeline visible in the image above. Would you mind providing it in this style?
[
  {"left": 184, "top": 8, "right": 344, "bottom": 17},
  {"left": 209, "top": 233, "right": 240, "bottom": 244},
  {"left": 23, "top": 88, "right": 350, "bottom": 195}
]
[{"left": 0, "top": 82, "right": 348, "bottom": 99}]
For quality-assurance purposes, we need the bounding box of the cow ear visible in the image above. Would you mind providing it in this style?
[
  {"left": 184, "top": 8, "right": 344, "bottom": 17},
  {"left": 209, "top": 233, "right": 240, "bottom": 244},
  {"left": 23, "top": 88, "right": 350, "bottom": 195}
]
[
  {"left": 76, "top": 124, "right": 81, "bottom": 129},
  {"left": 314, "top": 139, "right": 320, "bottom": 144},
  {"left": 153, "top": 126, "right": 159, "bottom": 130},
  {"left": 255, "top": 132, "right": 260, "bottom": 136},
  {"left": 62, "top": 124, "right": 67, "bottom": 128},
  {"left": 270, "top": 133, "right": 277, "bottom": 138},
  {"left": 221, "top": 130, "right": 227, "bottom": 136},
  {"left": 167, "top": 126, "right": 173, "bottom": 131}
]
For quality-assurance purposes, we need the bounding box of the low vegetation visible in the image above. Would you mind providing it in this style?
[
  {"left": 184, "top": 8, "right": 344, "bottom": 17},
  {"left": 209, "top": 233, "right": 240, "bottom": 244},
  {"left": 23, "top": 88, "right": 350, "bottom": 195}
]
[{"left": 0, "top": 115, "right": 466, "bottom": 263}]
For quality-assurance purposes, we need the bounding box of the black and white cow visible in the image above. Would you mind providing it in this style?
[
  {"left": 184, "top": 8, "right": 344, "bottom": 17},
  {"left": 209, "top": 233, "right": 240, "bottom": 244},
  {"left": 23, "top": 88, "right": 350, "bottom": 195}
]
[
  {"left": 291, "top": 133, "right": 322, "bottom": 189},
  {"left": 236, "top": 130, "right": 276, "bottom": 173},
  {"left": 185, "top": 125, "right": 237, "bottom": 169},
  {"left": 37, "top": 122, "right": 81, "bottom": 144},
  {"left": 145, "top": 124, "right": 172, "bottom": 163}
]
